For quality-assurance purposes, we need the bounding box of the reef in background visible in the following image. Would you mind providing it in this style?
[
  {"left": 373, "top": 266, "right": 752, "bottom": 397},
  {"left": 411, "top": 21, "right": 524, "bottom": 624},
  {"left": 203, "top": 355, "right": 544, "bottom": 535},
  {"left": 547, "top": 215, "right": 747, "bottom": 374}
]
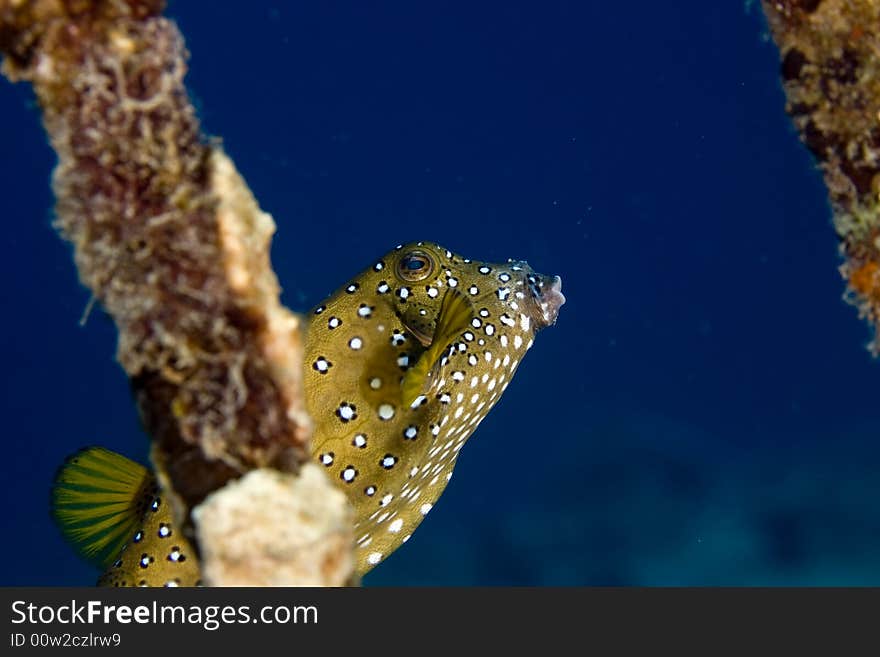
[
  {"left": 0, "top": 0, "right": 355, "bottom": 584},
  {"left": 761, "top": 0, "right": 880, "bottom": 353}
]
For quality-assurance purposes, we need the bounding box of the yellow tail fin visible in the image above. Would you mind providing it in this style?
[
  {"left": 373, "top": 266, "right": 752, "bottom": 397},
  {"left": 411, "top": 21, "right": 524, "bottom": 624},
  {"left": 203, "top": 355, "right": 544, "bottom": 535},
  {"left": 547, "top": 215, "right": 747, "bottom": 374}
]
[{"left": 51, "top": 447, "right": 154, "bottom": 569}]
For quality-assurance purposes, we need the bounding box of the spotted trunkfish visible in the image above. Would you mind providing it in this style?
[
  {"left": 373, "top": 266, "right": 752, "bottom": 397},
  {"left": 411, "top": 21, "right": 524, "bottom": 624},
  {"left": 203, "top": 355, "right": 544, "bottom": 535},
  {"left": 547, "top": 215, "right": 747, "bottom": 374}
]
[{"left": 50, "top": 241, "right": 565, "bottom": 585}]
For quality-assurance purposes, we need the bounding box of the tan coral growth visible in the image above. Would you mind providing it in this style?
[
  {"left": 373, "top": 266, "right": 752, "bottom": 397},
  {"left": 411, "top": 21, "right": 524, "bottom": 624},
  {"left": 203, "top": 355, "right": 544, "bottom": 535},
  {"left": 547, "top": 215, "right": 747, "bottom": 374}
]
[
  {"left": 0, "top": 0, "right": 354, "bottom": 584},
  {"left": 193, "top": 466, "right": 356, "bottom": 586},
  {"left": 761, "top": 0, "right": 880, "bottom": 352}
]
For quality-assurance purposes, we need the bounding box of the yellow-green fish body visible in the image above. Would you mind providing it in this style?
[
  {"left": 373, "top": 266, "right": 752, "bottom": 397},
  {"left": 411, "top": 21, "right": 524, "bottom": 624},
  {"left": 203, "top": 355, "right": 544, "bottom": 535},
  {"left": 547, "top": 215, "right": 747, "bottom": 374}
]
[
  {"left": 303, "top": 241, "right": 565, "bottom": 572},
  {"left": 51, "top": 241, "right": 564, "bottom": 582}
]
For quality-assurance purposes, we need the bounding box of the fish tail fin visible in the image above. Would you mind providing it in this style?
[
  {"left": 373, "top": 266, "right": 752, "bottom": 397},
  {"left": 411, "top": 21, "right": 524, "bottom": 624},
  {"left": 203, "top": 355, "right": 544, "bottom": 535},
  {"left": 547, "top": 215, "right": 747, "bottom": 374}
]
[{"left": 51, "top": 446, "right": 156, "bottom": 569}]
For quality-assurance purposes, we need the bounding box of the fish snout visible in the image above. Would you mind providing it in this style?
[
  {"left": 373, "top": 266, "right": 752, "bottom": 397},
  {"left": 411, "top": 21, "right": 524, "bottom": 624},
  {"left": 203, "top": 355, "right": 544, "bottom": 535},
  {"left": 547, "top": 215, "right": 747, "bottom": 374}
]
[{"left": 526, "top": 272, "right": 565, "bottom": 328}]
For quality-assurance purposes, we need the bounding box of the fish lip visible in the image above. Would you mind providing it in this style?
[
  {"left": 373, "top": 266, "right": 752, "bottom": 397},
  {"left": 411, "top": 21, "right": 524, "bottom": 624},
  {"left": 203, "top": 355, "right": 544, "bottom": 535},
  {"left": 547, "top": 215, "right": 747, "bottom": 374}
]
[
  {"left": 538, "top": 275, "right": 565, "bottom": 326},
  {"left": 524, "top": 271, "right": 565, "bottom": 328}
]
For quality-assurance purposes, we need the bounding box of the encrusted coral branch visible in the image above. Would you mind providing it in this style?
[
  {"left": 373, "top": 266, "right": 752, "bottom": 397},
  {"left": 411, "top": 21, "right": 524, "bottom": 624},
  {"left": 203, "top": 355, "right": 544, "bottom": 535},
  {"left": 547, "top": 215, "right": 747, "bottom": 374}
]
[
  {"left": 0, "top": 0, "right": 354, "bottom": 584},
  {"left": 761, "top": 0, "right": 880, "bottom": 353}
]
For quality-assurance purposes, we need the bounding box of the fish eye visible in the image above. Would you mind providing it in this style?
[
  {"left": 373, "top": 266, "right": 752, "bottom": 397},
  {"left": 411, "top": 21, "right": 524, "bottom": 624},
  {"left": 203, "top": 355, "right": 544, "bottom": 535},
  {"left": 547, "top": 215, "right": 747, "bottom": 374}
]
[{"left": 396, "top": 250, "right": 435, "bottom": 282}]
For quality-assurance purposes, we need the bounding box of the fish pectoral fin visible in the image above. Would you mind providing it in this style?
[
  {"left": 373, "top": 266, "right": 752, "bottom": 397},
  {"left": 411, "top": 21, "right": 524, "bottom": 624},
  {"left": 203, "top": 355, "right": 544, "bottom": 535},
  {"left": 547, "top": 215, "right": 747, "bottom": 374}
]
[
  {"left": 401, "top": 288, "right": 474, "bottom": 406},
  {"left": 51, "top": 446, "right": 155, "bottom": 570}
]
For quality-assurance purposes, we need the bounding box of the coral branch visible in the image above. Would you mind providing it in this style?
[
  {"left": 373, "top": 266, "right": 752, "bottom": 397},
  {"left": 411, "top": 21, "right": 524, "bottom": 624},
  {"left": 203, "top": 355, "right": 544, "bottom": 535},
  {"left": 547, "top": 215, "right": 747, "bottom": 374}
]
[
  {"left": 0, "top": 0, "right": 354, "bottom": 584},
  {"left": 761, "top": 0, "right": 880, "bottom": 353}
]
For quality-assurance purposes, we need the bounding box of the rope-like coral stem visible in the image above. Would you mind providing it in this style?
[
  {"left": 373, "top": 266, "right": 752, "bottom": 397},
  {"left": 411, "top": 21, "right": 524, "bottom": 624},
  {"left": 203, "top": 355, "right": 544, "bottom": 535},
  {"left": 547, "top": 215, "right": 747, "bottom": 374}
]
[
  {"left": 761, "top": 0, "right": 880, "bottom": 353},
  {"left": 0, "top": 0, "right": 355, "bottom": 584}
]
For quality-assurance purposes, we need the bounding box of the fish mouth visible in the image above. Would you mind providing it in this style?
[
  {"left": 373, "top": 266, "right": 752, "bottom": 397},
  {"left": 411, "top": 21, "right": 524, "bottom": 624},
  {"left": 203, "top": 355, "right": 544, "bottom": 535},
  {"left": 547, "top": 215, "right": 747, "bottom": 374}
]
[{"left": 524, "top": 270, "right": 566, "bottom": 328}]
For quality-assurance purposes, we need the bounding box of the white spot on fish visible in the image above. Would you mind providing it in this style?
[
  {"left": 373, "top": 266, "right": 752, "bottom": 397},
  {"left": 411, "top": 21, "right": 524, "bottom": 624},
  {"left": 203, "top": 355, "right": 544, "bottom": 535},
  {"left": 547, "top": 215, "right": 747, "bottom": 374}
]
[{"left": 337, "top": 403, "right": 356, "bottom": 421}]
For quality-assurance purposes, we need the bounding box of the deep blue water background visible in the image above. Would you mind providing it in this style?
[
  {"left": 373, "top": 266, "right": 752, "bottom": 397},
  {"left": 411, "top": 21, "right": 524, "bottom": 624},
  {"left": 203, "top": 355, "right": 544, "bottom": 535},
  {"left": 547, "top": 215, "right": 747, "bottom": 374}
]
[{"left": 2, "top": 1, "right": 879, "bottom": 586}]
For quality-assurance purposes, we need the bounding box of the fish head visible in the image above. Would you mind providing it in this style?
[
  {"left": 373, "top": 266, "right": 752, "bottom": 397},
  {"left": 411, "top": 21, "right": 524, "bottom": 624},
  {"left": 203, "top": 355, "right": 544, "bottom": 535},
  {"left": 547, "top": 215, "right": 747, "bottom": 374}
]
[{"left": 381, "top": 241, "right": 565, "bottom": 340}]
